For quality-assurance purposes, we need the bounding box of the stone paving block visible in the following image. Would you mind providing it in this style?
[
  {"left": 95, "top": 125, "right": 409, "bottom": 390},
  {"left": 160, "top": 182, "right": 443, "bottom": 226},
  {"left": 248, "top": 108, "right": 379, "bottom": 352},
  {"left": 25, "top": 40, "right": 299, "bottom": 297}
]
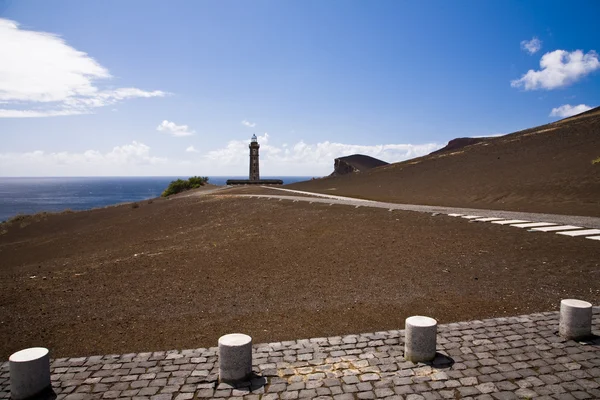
[
  {"left": 458, "top": 386, "right": 480, "bottom": 396},
  {"left": 356, "top": 391, "right": 375, "bottom": 399},
  {"left": 438, "top": 390, "right": 455, "bottom": 399},
  {"left": 491, "top": 392, "right": 518, "bottom": 400},
  {"left": 195, "top": 388, "right": 214, "bottom": 398}
]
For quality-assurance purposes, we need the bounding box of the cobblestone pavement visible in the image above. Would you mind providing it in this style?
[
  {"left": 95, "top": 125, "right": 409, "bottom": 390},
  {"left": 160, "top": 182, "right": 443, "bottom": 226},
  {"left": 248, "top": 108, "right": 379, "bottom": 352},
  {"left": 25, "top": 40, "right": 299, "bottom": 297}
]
[{"left": 1, "top": 308, "right": 598, "bottom": 399}]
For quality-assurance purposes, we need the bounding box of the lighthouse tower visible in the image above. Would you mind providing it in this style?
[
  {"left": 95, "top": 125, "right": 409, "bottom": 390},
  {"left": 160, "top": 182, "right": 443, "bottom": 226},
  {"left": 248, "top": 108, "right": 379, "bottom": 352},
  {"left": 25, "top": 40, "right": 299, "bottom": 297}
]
[
  {"left": 249, "top": 134, "right": 260, "bottom": 181},
  {"left": 226, "top": 134, "right": 281, "bottom": 185}
]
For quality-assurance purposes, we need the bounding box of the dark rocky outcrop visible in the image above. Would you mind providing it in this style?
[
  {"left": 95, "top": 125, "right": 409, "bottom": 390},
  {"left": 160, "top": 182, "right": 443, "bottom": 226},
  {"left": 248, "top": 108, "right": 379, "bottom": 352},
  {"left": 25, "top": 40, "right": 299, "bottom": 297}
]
[{"left": 330, "top": 154, "right": 389, "bottom": 176}]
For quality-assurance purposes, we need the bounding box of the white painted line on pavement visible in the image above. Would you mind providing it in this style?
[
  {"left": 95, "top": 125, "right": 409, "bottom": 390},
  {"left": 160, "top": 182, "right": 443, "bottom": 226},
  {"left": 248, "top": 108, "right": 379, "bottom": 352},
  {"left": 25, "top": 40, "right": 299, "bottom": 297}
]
[
  {"left": 447, "top": 214, "right": 463, "bottom": 217},
  {"left": 462, "top": 215, "right": 482, "bottom": 219},
  {"left": 510, "top": 222, "right": 557, "bottom": 228},
  {"left": 492, "top": 219, "right": 530, "bottom": 225},
  {"left": 530, "top": 225, "right": 582, "bottom": 232},
  {"left": 586, "top": 236, "right": 600, "bottom": 240},
  {"left": 557, "top": 229, "right": 600, "bottom": 237},
  {"left": 473, "top": 217, "right": 505, "bottom": 222}
]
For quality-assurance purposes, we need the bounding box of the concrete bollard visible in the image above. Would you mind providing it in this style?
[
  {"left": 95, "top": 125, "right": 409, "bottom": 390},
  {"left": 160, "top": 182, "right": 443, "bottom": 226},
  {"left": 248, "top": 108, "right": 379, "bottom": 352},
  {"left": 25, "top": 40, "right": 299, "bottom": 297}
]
[
  {"left": 218, "top": 333, "right": 252, "bottom": 383},
  {"left": 559, "top": 299, "right": 593, "bottom": 340},
  {"left": 9, "top": 347, "right": 51, "bottom": 400},
  {"left": 404, "top": 316, "right": 437, "bottom": 363}
]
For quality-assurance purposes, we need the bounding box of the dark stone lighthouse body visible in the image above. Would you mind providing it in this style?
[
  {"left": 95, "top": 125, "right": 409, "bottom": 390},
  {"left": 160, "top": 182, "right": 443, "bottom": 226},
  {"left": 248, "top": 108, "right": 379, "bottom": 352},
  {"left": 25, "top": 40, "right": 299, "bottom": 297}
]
[
  {"left": 226, "top": 135, "right": 283, "bottom": 185},
  {"left": 249, "top": 134, "right": 260, "bottom": 181}
]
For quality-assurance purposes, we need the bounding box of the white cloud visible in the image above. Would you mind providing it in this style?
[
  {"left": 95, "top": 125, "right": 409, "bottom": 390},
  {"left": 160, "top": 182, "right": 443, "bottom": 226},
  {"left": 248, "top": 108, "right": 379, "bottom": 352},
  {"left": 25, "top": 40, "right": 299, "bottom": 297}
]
[
  {"left": 0, "top": 109, "right": 83, "bottom": 118},
  {"left": 0, "top": 18, "right": 167, "bottom": 118},
  {"left": 185, "top": 145, "right": 199, "bottom": 153},
  {"left": 204, "top": 133, "right": 441, "bottom": 175},
  {"left": 549, "top": 104, "right": 592, "bottom": 118},
  {"left": 511, "top": 49, "right": 600, "bottom": 90},
  {"left": 242, "top": 119, "right": 256, "bottom": 128},
  {"left": 157, "top": 120, "right": 195, "bottom": 137},
  {"left": 520, "top": 37, "right": 542, "bottom": 55},
  {"left": 0, "top": 141, "right": 167, "bottom": 175},
  {"left": 0, "top": 135, "right": 441, "bottom": 176}
]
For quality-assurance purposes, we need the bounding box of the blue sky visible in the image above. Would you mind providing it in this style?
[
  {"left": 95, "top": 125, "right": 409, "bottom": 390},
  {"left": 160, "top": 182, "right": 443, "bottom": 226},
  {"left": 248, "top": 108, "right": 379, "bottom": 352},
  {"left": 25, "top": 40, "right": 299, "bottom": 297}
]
[{"left": 1, "top": 0, "right": 599, "bottom": 176}]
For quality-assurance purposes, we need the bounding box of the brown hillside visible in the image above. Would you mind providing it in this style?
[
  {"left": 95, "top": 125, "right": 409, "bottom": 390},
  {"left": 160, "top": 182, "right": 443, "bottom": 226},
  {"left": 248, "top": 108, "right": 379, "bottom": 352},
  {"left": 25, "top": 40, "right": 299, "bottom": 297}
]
[
  {"left": 1, "top": 190, "right": 599, "bottom": 358},
  {"left": 429, "top": 137, "right": 487, "bottom": 155},
  {"left": 288, "top": 107, "right": 600, "bottom": 217}
]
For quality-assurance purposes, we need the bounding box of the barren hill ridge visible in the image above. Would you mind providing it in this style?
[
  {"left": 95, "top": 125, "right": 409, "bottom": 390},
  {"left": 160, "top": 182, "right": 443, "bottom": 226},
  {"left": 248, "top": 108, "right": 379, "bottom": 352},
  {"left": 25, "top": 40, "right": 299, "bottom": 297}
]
[
  {"left": 288, "top": 106, "right": 600, "bottom": 217},
  {"left": 330, "top": 154, "right": 389, "bottom": 176},
  {"left": 429, "top": 137, "right": 487, "bottom": 156}
]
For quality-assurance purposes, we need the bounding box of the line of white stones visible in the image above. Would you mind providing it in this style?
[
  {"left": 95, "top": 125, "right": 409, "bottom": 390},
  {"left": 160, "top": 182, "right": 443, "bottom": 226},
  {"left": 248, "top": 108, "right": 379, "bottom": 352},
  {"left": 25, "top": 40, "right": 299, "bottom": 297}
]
[
  {"left": 7, "top": 300, "right": 594, "bottom": 398},
  {"left": 246, "top": 190, "right": 600, "bottom": 241},
  {"left": 448, "top": 213, "right": 600, "bottom": 241}
]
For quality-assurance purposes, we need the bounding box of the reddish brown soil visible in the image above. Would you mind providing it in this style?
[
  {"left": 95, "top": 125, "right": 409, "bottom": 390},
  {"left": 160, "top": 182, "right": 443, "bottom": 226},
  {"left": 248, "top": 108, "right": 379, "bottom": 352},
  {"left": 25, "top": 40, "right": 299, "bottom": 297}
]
[
  {"left": 1, "top": 194, "right": 598, "bottom": 359},
  {"left": 288, "top": 108, "right": 600, "bottom": 217}
]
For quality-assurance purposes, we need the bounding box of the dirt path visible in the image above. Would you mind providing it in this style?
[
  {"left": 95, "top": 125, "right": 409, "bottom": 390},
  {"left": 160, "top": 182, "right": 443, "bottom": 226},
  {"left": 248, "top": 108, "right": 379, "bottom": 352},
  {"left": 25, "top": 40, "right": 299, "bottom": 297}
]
[{"left": 229, "top": 186, "right": 600, "bottom": 229}]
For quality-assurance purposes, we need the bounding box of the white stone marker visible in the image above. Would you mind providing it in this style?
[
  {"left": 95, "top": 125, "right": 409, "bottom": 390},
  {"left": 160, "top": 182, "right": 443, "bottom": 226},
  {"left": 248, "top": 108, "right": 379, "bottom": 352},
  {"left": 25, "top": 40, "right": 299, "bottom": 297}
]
[
  {"left": 557, "top": 229, "right": 600, "bottom": 237},
  {"left": 473, "top": 217, "right": 504, "bottom": 222},
  {"left": 491, "top": 219, "right": 529, "bottom": 225},
  {"left": 530, "top": 225, "right": 582, "bottom": 232},
  {"left": 510, "top": 222, "right": 557, "bottom": 228},
  {"left": 218, "top": 333, "right": 252, "bottom": 383},
  {"left": 9, "top": 347, "right": 51, "bottom": 400},
  {"left": 559, "top": 299, "right": 593, "bottom": 340},
  {"left": 404, "top": 316, "right": 437, "bottom": 363}
]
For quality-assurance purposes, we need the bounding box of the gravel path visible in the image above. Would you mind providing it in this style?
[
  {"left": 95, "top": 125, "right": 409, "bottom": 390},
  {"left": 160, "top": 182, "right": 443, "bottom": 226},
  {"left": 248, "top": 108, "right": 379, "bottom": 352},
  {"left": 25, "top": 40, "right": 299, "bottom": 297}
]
[{"left": 251, "top": 186, "right": 600, "bottom": 229}]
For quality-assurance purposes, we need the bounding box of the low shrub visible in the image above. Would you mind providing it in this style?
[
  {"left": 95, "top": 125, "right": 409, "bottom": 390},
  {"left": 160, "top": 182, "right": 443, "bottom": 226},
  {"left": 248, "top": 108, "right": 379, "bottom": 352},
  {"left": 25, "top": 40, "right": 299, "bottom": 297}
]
[
  {"left": 593, "top": 157, "right": 600, "bottom": 165},
  {"left": 131, "top": 202, "right": 140, "bottom": 209},
  {"left": 162, "top": 176, "right": 209, "bottom": 197}
]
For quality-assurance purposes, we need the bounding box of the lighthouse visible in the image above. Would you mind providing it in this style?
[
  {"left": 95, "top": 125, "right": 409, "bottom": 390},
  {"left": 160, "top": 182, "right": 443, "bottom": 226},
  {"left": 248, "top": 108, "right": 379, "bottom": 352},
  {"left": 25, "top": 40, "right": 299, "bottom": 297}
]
[
  {"left": 226, "top": 135, "right": 282, "bottom": 185},
  {"left": 249, "top": 134, "right": 260, "bottom": 181}
]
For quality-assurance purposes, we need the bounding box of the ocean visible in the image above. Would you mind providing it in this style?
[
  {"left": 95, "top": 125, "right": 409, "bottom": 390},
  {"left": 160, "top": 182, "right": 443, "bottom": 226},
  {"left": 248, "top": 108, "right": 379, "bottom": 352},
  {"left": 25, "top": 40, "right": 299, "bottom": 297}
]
[{"left": 0, "top": 176, "right": 313, "bottom": 222}]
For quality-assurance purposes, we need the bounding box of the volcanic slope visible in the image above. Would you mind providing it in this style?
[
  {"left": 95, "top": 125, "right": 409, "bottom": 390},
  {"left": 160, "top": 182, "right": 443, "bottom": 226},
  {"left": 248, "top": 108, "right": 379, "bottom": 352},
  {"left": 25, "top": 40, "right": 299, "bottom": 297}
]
[
  {"left": 1, "top": 192, "right": 599, "bottom": 358},
  {"left": 288, "top": 107, "right": 600, "bottom": 217}
]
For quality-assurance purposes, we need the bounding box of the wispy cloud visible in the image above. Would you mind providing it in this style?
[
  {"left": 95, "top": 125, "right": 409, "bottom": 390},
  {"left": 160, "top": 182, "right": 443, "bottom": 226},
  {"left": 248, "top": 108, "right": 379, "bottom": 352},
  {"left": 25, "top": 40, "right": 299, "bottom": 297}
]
[
  {"left": 549, "top": 104, "right": 592, "bottom": 118},
  {"left": 511, "top": 49, "right": 600, "bottom": 90},
  {"left": 157, "top": 120, "right": 195, "bottom": 137},
  {"left": 0, "top": 109, "right": 83, "bottom": 118},
  {"left": 0, "top": 141, "right": 166, "bottom": 175},
  {"left": 204, "top": 133, "right": 441, "bottom": 175},
  {"left": 241, "top": 120, "right": 256, "bottom": 128},
  {"left": 0, "top": 134, "right": 442, "bottom": 176},
  {"left": 0, "top": 18, "right": 167, "bottom": 118},
  {"left": 520, "top": 37, "right": 542, "bottom": 55}
]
